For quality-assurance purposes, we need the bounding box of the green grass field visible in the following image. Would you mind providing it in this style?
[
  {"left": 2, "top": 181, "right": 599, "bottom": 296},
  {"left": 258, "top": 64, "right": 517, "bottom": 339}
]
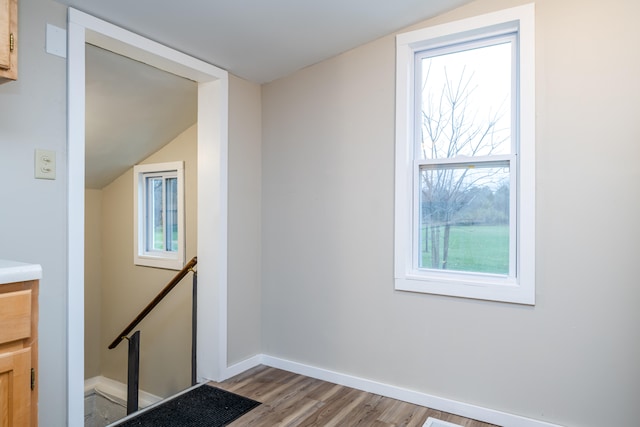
[
  {"left": 153, "top": 227, "right": 179, "bottom": 252},
  {"left": 420, "top": 224, "right": 509, "bottom": 274}
]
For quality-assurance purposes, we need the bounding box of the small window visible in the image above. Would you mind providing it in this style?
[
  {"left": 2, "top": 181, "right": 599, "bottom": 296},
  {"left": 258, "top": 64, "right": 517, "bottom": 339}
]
[
  {"left": 133, "top": 162, "right": 185, "bottom": 270},
  {"left": 395, "top": 5, "right": 535, "bottom": 304}
]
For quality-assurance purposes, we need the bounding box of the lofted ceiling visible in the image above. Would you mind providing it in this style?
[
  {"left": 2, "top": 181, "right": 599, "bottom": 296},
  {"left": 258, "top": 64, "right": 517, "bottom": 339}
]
[
  {"left": 85, "top": 46, "right": 197, "bottom": 189},
  {"left": 59, "top": 0, "right": 476, "bottom": 188}
]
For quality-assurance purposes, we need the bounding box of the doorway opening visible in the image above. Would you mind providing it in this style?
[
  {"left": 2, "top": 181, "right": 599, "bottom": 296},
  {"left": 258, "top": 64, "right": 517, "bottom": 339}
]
[{"left": 68, "top": 9, "right": 229, "bottom": 427}]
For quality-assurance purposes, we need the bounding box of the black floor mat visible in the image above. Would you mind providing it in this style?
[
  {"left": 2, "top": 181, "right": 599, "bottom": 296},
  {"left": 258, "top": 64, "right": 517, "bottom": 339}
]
[{"left": 116, "top": 384, "right": 261, "bottom": 427}]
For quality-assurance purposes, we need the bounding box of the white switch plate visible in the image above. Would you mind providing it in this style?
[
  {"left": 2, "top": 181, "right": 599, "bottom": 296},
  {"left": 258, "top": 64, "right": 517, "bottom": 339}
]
[
  {"left": 46, "top": 24, "right": 67, "bottom": 58},
  {"left": 35, "top": 149, "right": 56, "bottom": 180}
]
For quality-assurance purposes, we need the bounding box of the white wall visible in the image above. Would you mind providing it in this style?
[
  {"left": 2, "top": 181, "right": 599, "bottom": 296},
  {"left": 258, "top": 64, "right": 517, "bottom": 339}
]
[
  {"left": 0, "top": 0, "right": 68, "bottom": 425},
  {"left": 261, "top": 0, "right": 640, "bottom": 426},
  {"left": 85, "top": 189, "right": 102, "bottom": 379}
]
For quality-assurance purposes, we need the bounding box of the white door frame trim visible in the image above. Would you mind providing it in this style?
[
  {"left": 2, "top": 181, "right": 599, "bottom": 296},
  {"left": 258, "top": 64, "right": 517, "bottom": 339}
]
[{"left": 67, "top": 9, "right": 229, "bottom": 426}]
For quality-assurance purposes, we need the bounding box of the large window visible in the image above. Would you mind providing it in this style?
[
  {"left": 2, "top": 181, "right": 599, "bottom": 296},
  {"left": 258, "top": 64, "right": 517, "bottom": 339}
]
[
  {"left": 134, "top": 162, "right": 185, "bottom": 270},
  {"left": 394, "top": 5, "right": 535, "bottom": 304}
]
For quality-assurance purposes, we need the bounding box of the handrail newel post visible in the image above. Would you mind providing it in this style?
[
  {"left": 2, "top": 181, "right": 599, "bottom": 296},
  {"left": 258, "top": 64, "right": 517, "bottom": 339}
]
[
  {"left": 127, "top": 331, "right": 140, "bottom": 415},
  {"left": 191, "top": 271, "right": 198, "bottom": 386},
  {"left": 107, "top": 256, "right": 198, "bottom": 416}
]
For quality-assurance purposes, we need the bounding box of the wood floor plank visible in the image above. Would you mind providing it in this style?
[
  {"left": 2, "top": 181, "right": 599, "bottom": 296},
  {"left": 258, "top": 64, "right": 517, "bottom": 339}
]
[
  {"left": 378, "top": 399, "right": 430, "bottom": 427},
  {"left": 342, "top": 393, "right": 387, "bottom": 426},
  {"left": 295, "top": 387, "right": 356, "bottom": 426},
  {"left": 317, "top": 389, "right": 369, "bottom": 427},
  {"left": 208, "top": 366, "right": 498, "bottom": 427}
]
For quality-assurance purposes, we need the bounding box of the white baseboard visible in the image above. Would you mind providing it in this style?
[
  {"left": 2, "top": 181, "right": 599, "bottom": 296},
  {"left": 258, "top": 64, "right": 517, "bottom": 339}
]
[
  {"left": 84, "top": 376, "right": 162, "bottom": 409},
  {"left": 223, "top": 354, "right": 264, "bottom": 380},
  {"left": 99, "top": 353, "right": 561, "bottom": 427},
  {"left": 222, "top": 354, "right": 562, "bottom": 427}
]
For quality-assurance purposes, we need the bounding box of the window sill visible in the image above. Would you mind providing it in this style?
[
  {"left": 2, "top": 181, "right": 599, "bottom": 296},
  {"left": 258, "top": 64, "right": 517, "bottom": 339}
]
[
  {"left": 395, "top": 276, "right": 534, "bottom": 305},
  {"left": 134, "top": 254, "right": 184, "bottom": 271}
]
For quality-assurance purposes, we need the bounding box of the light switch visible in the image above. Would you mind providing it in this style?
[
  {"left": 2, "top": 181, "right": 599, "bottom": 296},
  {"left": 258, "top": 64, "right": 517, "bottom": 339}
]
[{"left": 35, "top": 149, "right": 56, "bottom": 180}]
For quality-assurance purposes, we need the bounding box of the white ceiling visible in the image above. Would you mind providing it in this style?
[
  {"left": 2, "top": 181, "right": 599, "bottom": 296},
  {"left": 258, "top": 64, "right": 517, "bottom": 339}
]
[
  {"left": 61, "top": 0, "right": 476, "bottom": 189},
  {"left": 57, "top": 0, "right": 474, "bottom": 84}
]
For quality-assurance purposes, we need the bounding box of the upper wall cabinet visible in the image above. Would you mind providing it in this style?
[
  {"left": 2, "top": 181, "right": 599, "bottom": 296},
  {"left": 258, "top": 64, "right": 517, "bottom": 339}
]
[{"left": 0, "top": 0, "right": 17, "bottom": 83}]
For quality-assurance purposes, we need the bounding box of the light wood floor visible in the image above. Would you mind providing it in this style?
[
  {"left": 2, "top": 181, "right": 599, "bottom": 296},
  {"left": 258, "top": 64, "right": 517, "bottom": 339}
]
[{"left": 208, "top": 365, "right": 497, "bottom": 427}]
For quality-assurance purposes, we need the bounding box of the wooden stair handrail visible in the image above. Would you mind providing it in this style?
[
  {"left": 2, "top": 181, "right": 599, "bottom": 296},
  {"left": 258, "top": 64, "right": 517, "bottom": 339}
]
[{"left": 108, "top": 256, "right": 198, "bottom": 350}]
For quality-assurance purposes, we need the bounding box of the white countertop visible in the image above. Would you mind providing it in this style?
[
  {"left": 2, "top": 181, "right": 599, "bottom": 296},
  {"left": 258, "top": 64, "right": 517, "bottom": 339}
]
[{"left": 0, "top": 260, "right": 42, "bottom": 284}]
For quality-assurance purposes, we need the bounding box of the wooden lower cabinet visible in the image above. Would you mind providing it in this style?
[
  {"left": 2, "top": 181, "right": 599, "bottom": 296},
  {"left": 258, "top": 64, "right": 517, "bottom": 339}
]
[{"left": 0, "top": 280, "right": 38, "bottom": 427}]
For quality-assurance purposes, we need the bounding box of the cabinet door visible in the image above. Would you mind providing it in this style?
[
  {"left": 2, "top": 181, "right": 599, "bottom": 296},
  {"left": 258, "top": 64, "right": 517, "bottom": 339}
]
[
  {"left": 0, "top": 0, "right": 17, "bottom": 82},
  {"left": 0, "top": 348, "right": 31, "bottom": 427},
  {"left": 0, "top": 0, "right": 10, "bottom": 70}
]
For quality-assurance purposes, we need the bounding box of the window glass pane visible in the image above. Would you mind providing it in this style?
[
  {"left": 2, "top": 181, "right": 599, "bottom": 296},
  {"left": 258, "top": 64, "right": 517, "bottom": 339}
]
[
  {"left": 165, "top": 177, "right": 178, "bottom": 252},
  {"left": 146, "top": 176, "right": 165, "bottom": 251},
  {"left": 418, "top": 41, "right": 512, "bottom": 159},
  {"left": 135, "top": 162, "right": 184, "bottom": 269},
  {"left": 419, "top": 164, "right": 509, "bottom": 274}
]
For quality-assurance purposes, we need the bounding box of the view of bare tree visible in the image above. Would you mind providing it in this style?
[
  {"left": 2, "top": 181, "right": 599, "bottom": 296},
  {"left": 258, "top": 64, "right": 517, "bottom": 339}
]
[{"left": 419, "top": 61, "right": 510, "bottom": 271}]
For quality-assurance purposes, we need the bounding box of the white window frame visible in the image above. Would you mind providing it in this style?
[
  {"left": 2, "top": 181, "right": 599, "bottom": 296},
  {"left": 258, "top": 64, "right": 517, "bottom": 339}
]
[
  {"left": 133, "top": 161, "right": 185, "bottom": 270},
  {"left": 394, "top": 4, "right": 535, "bottom": 304}
]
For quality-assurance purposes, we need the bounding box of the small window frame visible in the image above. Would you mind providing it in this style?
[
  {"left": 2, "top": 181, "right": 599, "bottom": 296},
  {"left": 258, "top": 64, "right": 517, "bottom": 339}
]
[
  {"left": 133, "top": 161, "right": 185, "bottom": 270},
  {"left": 394, "top": 4, "right": 535, "bottom": 304}
]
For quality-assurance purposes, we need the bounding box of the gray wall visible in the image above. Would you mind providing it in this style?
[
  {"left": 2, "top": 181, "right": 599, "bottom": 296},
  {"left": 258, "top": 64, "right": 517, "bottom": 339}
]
[
  {"left": 4, "top": 0, "right": 639, "bottom": 425},
  {"left": 0, "top": 0, "right": 68, "bottom": 425},
  {"left": 261, "top": 0, "right": 640, "bottom": 426},
  {"left": 228, "top": 74, "right": 262, "bottom": 365}
]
